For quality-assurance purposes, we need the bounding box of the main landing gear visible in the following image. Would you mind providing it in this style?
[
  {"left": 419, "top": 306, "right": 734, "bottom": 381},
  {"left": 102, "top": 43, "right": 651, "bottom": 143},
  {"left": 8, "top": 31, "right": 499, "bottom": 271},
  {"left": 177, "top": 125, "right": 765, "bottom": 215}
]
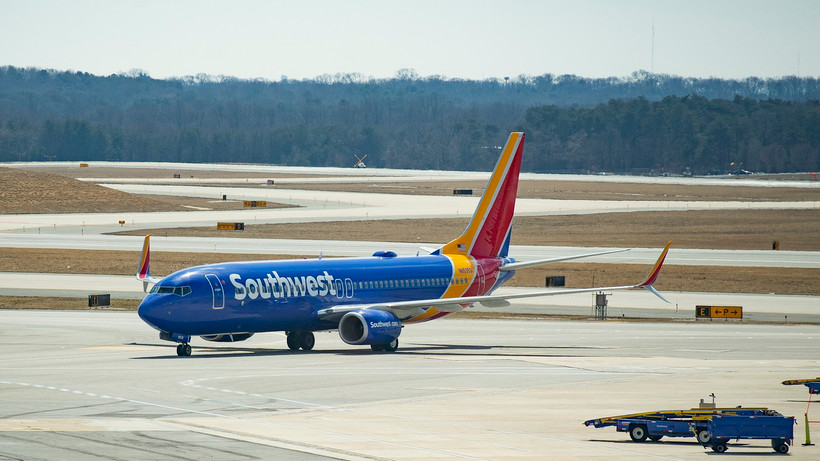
[
  {"left": 286, "top": 331, "right": 315, "bottom": 351},
  {"left": 370, "top": 338, "right": 399, "bottom": 352},
  {"left": 176, "top": 343, "right": 192, "bottom": 357}
]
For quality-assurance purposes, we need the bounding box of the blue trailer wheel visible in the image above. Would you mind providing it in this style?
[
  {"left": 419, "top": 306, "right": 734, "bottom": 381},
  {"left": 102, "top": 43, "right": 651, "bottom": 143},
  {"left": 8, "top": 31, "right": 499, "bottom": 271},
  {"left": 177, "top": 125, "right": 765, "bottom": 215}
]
[
  {"left": 696, "top": 427, "right": 711, "bottom": 444},
  {"left": 771, "top": 439, "right": 789, "bottom": 453},
  {"left": 629, "top": 424, "right": 648, "bottom": 442}
]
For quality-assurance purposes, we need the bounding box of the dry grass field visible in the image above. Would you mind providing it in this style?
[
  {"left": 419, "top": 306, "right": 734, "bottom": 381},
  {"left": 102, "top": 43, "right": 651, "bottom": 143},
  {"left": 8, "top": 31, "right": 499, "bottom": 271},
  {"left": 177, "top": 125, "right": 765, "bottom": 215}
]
[
  {"left": 0, "top": 167, "right": 184, "bottom": 214},
  {"left": 0, "top": 167, "right": 293, "bottom": 213}
]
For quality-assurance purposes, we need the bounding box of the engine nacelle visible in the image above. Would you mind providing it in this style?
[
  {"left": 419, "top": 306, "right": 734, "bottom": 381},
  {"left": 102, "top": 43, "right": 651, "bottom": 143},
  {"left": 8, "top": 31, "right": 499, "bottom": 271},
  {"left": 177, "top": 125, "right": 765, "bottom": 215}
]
[
  {"left": 339, "top": 310, "right": 401, "bottom": 345},
  {"left": 200, "top": 333, "right": 254, "bottom": 342}
]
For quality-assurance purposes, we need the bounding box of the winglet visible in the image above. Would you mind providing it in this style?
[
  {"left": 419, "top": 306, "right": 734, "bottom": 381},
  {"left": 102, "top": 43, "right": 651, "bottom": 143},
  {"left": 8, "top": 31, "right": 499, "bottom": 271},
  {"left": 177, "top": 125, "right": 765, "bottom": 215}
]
[
  {"left": 632, "top": 241, "right": 672, "bottom": 302},
  {"left": 136, "top": 235, "right": 154, "bottom": 292}
]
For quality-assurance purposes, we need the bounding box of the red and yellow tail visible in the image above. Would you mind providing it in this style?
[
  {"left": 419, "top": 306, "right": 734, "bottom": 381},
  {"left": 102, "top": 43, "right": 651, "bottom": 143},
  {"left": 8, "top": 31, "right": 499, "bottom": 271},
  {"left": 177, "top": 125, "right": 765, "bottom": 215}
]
[
  {"left": 137, "top": 235, "right": 151, "bottom": 280},
  {"left": 136, "top": 235, "right": 158, "bottom": 292},
  {"left": 441, "top": 132, "right": 524, "bottom": 258}
]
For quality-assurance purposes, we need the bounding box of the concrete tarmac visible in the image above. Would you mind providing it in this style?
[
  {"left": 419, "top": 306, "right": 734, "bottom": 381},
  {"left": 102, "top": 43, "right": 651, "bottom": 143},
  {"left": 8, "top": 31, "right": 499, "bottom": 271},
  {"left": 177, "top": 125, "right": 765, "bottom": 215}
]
[{"left": 0, "top": 310, "right": 818, "bottom": 460}]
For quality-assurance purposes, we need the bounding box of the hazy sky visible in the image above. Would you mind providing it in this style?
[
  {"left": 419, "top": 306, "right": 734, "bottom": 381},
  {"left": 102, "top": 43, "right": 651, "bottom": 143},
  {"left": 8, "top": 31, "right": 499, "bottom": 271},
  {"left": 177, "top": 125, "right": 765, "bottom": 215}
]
[{"left": 1, "top": 0, "right": 817, "bottom": 81}]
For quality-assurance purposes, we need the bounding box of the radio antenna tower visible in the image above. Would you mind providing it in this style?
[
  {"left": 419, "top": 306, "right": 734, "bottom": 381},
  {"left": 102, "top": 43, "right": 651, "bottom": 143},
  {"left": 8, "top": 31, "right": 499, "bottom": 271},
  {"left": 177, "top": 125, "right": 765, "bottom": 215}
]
[{"left": 651, "top": 19, "right": 655, "bottom": 74}]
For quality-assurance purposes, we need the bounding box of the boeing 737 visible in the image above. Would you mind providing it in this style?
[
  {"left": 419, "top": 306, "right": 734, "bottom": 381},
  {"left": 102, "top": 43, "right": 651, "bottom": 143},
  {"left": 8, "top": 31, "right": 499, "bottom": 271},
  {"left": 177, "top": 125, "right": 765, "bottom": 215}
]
[{"left": 137, "top": 132, "right": 671, "bottom": 356}]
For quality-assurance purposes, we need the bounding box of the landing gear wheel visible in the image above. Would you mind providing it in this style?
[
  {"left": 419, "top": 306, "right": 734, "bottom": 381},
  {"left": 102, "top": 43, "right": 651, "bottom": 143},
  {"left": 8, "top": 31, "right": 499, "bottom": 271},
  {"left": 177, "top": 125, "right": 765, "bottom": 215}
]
[
  {"left": 370, "top": 344, "right": 384, "bottom": 352},
  {"left": 382, "top": 338, "right": 399, "bottom": 352},
  {"left": 696, "top": 428, "right": 711, "bottom": 444},
  {"left": 286, "top": 332, "right": 300, "bottom": 351},
  {"left": 176, "top": 343, "right": 191, "bottom": 356},
  {"left": 629, "top": 424, "right": 648, "bottom": 443},
  {"left": 649, "top": 435, "right": 663, "bottom": 442},
  {"left": 299, "top": 332, "right": 315, "bottom": 351}
]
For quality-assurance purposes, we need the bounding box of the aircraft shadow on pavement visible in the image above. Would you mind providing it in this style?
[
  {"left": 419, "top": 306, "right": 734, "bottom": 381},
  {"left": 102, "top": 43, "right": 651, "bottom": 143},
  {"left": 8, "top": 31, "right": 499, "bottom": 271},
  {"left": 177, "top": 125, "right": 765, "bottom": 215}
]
[{"left": 128, "top": 342, "right": 608, "bottom": 359}]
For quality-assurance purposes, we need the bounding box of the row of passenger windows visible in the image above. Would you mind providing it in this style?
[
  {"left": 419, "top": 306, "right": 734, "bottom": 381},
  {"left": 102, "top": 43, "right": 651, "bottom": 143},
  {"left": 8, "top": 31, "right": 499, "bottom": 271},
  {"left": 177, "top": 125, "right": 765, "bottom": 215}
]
[
  {"left": 356, "top": 277, "right": 470, "bottom": 290},
  {"left": 150, "top": 285, "right": 192, "bottom": 296}
]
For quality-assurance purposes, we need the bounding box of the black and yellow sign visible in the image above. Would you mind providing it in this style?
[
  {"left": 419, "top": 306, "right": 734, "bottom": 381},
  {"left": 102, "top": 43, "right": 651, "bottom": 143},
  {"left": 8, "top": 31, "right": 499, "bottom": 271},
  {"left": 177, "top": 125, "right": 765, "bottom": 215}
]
[
  {"left": 217, "top": 222, "right": 245, "bottom": 231},
  {"left": 696, "top": 305, "right": 742, "bottom": 319},
  {"left": 243, "top": 200, "right": 267, "bottom": 208}
]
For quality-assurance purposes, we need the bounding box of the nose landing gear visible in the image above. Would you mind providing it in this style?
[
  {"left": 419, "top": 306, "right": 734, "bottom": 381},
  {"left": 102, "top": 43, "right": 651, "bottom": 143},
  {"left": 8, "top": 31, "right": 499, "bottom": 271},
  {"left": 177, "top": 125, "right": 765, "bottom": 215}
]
[{"left": 176, "top": 343, "right": 192, "bottom": 356}]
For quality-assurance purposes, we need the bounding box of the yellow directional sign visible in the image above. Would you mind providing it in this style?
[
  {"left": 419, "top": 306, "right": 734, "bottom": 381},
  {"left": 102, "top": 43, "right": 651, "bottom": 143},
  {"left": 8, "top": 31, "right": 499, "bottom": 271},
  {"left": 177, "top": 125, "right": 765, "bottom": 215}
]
[
  {"left": 696, "top": 305, "right": 742, "bottom": 319},
  {"left": 217, "top": 222, "right": 245, "bottom": 231},
  {"left": 243, "top": 200, "right": 267, "bottom": 208}
]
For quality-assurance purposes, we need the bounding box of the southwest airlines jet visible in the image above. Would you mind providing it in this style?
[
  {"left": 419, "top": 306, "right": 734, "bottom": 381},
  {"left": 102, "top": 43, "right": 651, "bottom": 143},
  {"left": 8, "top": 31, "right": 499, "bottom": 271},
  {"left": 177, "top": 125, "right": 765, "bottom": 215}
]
[{"left": 137, "top": 132, "right": 671, "bottom": 356}]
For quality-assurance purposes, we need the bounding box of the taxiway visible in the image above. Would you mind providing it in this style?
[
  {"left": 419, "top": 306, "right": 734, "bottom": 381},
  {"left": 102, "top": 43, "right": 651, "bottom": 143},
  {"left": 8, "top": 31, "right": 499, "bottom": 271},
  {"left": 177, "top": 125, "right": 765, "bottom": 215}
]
[{"left": 1, "top": 310, "right": 818, "bottom": 460}]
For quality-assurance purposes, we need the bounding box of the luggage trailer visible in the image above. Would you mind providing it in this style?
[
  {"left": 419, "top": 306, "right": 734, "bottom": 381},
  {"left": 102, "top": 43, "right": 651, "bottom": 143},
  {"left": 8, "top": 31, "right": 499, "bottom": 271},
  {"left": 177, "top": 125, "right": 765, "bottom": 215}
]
[
  {"left": 698, "top": 414, "right": 795, "bottom": 453},
  {"left": 584, "top": 407, "right": 775, "bottom": 443}
]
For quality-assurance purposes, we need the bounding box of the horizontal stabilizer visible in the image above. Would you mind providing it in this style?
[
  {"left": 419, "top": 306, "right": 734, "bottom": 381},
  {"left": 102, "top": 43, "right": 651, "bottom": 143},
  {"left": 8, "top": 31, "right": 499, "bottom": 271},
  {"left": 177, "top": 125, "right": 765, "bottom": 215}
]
[{"left": 499, "top": 248, "right": 630, "bottom": 271}]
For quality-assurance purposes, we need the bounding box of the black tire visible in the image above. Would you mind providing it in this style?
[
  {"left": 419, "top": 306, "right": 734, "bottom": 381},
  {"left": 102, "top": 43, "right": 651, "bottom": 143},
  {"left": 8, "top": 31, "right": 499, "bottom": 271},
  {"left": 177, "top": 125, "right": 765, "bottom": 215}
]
[
  {"left": 286, "top": 333, "right": 299, "bottom": 351},
  {"left": 299, "top": 332, "right": 315, "bottom": 351},
  {"left": 772, "top": 440, "right": 789, "bottom": 453},
  {"left": 629, "top": 424, "right": 648, "bottom": 443},
  {"left": 649, "top": 435, "right": 663, "bottom": 442},
  {"left": 382, "top": 338, "right": 399, "bottom": 352},
  {"left": 176, "top": 344, "right": 184, "bottom": 356},
  {"left": 712, "top": 442, "right": 728, "bottom": 453},
  {"left": 371, "top": 344, "right": 384, "bottom": 351},
  {"left": 696, "top": 428, "right": 711, "bottom": 444},
  {"left": 182, "top": 344, "right": 191, "bottom": 356}
]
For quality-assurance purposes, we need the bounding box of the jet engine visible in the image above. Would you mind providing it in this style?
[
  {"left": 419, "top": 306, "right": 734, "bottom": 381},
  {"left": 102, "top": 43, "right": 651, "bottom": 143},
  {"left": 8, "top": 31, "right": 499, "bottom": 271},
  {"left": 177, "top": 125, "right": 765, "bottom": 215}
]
[
  {"left": 338, "top": 309, "right": 401, "bottom": 346},
  {"left": 200, "top": 333, "right": 255, "bottom": 342}
]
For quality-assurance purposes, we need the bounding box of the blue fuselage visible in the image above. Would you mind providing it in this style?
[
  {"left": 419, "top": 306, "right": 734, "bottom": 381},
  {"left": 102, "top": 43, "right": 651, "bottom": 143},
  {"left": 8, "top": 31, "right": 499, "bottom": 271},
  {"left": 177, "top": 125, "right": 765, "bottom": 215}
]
[{"left": 137, "top": 254, "right": 513, "bottom": 336}]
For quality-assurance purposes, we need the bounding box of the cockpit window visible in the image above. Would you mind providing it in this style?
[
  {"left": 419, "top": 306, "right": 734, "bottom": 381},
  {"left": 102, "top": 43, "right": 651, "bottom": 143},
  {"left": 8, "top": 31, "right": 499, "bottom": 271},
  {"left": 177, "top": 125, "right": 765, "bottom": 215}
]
[{"left": 149, "top": 285, "right": 191, "bottom": 296}]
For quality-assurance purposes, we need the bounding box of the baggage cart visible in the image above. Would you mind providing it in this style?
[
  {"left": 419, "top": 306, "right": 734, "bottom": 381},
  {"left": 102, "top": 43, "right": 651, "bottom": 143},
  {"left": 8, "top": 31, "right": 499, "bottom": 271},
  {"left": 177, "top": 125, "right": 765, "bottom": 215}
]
[{"left": 700, "top": 415, "right": 795, "bottom": 453}]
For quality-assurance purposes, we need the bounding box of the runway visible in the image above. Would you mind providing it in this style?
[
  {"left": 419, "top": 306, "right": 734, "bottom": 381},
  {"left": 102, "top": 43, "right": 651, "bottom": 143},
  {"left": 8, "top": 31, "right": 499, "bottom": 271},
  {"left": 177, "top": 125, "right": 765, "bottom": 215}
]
[
  {"left": 10, "top": 160, "right": 820, "bottom": 189},
  {"left": 0, "top": 310, "right": 817, "bottom": 460}
]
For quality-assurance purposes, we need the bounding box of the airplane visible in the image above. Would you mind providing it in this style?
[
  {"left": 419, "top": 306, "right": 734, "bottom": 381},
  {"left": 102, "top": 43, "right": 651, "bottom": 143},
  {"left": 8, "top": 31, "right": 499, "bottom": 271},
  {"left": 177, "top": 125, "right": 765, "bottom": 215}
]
[{"left": 137, "top": 132, "right": 672, "bottom": 356}]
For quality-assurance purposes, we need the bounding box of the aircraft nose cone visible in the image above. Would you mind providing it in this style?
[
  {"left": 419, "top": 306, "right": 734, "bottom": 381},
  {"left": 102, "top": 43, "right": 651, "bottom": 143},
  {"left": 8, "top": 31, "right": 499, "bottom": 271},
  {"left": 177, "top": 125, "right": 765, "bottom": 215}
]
[{"left": 138, "top": 295, "right": 169, "bottom": 331}]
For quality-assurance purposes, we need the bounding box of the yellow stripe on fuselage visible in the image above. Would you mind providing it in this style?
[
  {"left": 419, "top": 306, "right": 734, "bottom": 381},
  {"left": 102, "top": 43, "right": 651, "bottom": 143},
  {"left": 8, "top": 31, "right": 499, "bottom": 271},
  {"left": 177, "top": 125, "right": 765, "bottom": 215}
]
[{"left": 403, "top": 254, "right": 476, "bottom": 324}]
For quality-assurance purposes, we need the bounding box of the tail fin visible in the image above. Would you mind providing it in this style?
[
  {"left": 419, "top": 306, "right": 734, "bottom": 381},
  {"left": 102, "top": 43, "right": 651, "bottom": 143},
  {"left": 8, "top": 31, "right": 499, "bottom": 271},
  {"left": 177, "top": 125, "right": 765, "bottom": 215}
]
[
  {"left": 136, "top": 235, "right": 154, "bottom": 292},
  {"left": 441, "top": 132, "right": 524, "bottom": 258}
]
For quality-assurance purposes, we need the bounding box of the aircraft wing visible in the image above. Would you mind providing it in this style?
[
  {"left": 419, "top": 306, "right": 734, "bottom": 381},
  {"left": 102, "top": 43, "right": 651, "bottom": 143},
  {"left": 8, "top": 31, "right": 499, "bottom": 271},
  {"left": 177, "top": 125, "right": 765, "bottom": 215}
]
[{"left": 319, "top": 242, "right": 672, "bottom": 321}]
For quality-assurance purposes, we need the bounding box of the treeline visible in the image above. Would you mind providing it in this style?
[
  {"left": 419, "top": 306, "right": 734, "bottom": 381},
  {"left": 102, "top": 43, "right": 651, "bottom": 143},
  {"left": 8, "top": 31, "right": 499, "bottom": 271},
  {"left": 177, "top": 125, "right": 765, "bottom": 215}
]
[
  {"left": 0, "top": 65, "right": 818, "bottom": 173},
  {"left": 525, "top": 96, "right": 820, "bottom": 174}
]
